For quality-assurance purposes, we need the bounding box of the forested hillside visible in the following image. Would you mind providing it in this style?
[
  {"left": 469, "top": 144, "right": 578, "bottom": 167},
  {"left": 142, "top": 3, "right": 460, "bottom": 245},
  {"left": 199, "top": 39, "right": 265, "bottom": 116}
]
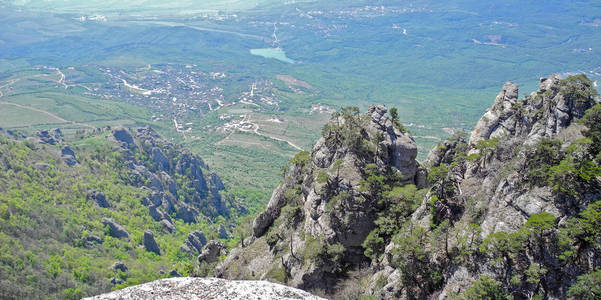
[{"left": 0, "top": 126, "right": 245, "bottom": 299}]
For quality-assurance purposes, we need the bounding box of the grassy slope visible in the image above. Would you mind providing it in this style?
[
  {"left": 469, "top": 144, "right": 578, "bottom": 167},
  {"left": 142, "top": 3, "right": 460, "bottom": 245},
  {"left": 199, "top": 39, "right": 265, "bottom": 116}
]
[{"left": 0, "top": 132, "right": 232, "bottom": 299}]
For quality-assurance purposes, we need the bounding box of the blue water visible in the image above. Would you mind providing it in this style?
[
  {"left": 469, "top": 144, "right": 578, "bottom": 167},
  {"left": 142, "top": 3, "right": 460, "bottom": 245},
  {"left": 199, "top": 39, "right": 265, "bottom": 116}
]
[{"left": 250, "top": 48, "right": 295, "bottom": 64}]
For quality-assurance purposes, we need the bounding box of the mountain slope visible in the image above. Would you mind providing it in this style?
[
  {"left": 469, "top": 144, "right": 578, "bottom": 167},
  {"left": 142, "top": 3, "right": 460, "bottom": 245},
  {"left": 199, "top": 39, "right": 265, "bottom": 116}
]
[
  {"left": 218, "top": 74, "right": 601, "bottom": 299},
  {"left": 0, "top": 126, "right": 239, "bottom": 299}
]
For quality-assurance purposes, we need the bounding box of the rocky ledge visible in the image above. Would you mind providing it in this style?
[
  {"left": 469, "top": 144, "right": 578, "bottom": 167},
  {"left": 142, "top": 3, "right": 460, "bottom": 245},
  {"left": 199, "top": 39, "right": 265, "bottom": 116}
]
[{"left": 84, "top": 277, "right": 326, "bottom": 300}]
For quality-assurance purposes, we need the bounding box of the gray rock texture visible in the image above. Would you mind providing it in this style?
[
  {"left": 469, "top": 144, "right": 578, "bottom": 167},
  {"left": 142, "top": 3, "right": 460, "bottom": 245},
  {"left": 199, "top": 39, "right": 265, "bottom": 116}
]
[
  {"left": 101, "top": 218, "right": 129, "bottom": 239},
  {"left": 36, "top": 129, "right": 63, "bottom": 145},
  {"left": 84, "top": 277, "right": 326, "bottom": 300},
  {"left": 198, "top": 240, "right": 228, "bottom": 264},
  {"left": 221, "top": 75, "right": 601, "bottom": 300},
  {"left": 61, "top": 145, "right": 78, "bottom": 166},
  {"left": 87, "top": 190, "right": 110, "bottom": 208},
  {"left": 108, "top": 126, "right": 227, "bottom": 229},
  {"left": 184, "top": 231, "right": 207, "bottom": 254},
  {"left": 143, "top": 230, "right": 161, "bottom": 255},
  {"left": 224, "top": 105, "right": 424, "bottom": 292},
  {"left": 112, "top": 128, "right": 134, "bottom": 146},
  {"left": 112, "top": 262, "right": 128, "bottom": 273}
]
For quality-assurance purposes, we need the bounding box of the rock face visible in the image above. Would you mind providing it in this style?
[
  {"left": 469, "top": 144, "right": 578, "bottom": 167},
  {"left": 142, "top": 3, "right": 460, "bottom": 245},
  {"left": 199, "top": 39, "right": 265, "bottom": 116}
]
[
  {"left": 112, "top": 262, "right": 128, "bottom": 273},
  {"left": 221, "top": 105, "right": 424, "bottom": 292},
  {"left": 87, "top": 190, "right": 110, "bottom": 208},
  {"left": 108, "top": 126, "right": 227, "bottom": 228},
  {"left": 36, "top": 129, "right": 63, "bottom": 145},
  {"left": 84, "top": 277, "right": 326, "bottom": 300},
  {"left": 366, "top": 74, "right": 601, "bottom": 299},
  {"left": 84, "top": 235, "right": 103, "bottom": 246},
  {"left": 198, "top": 240, "right": 228, "bottom": 264},
  {"left": 469, "top": 81, "right": 519, "bottom": 145},
  {"left": 131, "top": 127, "right": 226, "bottom": 222},
  {"left": 112, "top": 127, "right": 134, "bottom": 146},
  {"left": 469, "top": 74, "right": 594, "bottom": 147},
  {"left": 143, "top": 230, "right": 161, "bottom": 255},
  {"left": 183, "top": 231, "right": 207, "bottom": 254},
  {"left": 220, "top": 75, "right": 601, "bottom": 300},
  {"left": 101, "top": 218, "right": 129, "bottom": 239},
  {"left": 61, "top": 145, "right": 78, "bottom": 166}
]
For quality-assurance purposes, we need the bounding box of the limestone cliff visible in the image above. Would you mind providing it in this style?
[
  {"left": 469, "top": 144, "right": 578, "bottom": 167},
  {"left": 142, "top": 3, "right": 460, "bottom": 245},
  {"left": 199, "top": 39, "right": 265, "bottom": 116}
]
[
  {"left": 113, "top": 126, "right": 227, "bottom": 225},
  {"left": 217, "top": 105, "right": 426, "bottom": 294},
  {"left": 219, "top": 74, "right": 601, "bottom": 300},
  {"left": 369, "top": 74, "right": 601, "bottom": 299}
]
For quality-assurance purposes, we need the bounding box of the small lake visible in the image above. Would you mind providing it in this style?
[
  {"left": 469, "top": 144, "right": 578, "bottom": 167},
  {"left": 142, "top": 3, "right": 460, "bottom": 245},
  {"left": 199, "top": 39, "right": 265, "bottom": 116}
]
[{"left": 250, "top": 48, "right": 295, "bottom": 64}]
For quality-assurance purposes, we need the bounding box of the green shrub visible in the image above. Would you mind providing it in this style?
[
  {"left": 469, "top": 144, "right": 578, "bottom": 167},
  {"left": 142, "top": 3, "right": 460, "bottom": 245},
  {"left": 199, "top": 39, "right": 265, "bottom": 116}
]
[
  {"left": 525, "top": 212, "right": 557, "bottom": 236},
  {"left": 362, "top": 230, "right": 385, "bottom": 260},
  {"left": 326, "top": 243, "right": 346, "bottom": 267},
  {"left": 581, "top": 104, "right": 601, "bottom": 155},
  {"left": 462, "top": 275, "right": 507, "bottom": 300},
  {"left": 428, "top": 164, "right": 449, "bottom": 185},
  {"left": 304, "top": 234, "right": 326, "bottom": 261},
  {"left": 267, "top": 261, "right": 288, "bottom": 283},
  {"left": 526, "top": 139, "right": 563, "bottom": 186},
  {"left": 290, "top": 151, "right": 311, "bottom": 167},
  {"left": 567, "top": 269, "right": 601, "bottom": 300},
  {"left": 560, "top": 74, "right": 598, "bottom": 105}
]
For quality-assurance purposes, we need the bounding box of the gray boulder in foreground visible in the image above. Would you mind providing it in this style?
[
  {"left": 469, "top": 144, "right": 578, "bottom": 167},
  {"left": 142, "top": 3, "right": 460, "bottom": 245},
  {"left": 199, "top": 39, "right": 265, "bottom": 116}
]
[{"left": 83, "top": 277, "right": 326, "bottom": 300}]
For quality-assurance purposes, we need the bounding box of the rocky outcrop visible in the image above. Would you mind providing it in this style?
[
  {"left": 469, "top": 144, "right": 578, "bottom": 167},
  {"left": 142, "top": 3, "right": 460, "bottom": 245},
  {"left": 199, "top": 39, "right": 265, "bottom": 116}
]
[
  {"left": 160, "top": 219, "right": 176, "bottom": 233},
  {"left": 222, "top": 105, "right": 424, "bottom": 292},
  {"left": 151, "top": 147, "right": 170, "bottom": 171},
  {"left": 84, "top": 277, "right": 326, "bottom": 300},
  {"left": 198, "top": 240, "right": 228, "bottom": 264},
  {"left": 221, "top": 75, "right": 601, "bottom": 300},
  {"left": 112, "top": 262, "right": 128, "bottom": 273},
  {"left": 36, "top": 129, "right": 63, "bottom": 145},
  {"left": 101, "top": 218, "right": 129, "bottom": 239},
  {"left": 109, "top": 126, "right": 228, "bottom": 229},
  {"left": 84, "top": 235, "right": 103, "bottom": 246},
  {"left": 87, "top": 190, "right": 110, "bottom": 208},
  {"left": 470, "top": 74, "right": 595, "bottom": 147},
  {"left": 61, "top": 145, "right": 78, "bottom": 166},
  {"left": 469, "top": 81, "right": 519, "bottom": 145},
  {"left": 367, "top": 74, "right": 601, "bottom": 299},
  {"left": 143, "top": 230, "right": 161, "bottom": 255},
  {"left": 112, "top": 127, "right": 134, "bottom": 146},
  {"left": 109, "top": 277, "right": 124, "bottom": 286},
  {"left": 183, "top": 231, "right": 207, "bottom": 254}
]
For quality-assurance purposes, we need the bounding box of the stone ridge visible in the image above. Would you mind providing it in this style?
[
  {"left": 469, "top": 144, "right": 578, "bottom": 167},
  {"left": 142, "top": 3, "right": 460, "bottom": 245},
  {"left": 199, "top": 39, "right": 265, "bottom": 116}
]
[
  {"left": 219, "top": 104, "right": 426, "bottom": 292},
  {"left": 83, "top": 277, "right": 327, "bottom": 300},
  {"left": 470, "top": 74, "right": 598, "bottom": 146},
  {"left": 113, "top": 126, "right": 228, "bottom": 225}
]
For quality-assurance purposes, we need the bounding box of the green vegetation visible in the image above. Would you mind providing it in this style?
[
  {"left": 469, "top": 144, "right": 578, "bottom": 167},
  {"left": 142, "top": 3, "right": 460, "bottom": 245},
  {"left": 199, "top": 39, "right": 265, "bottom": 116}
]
[
  {"left": 473, "top": 139, "right": 499, "bottom": 168},
  {"left": 0, "top": 131, "right": 238, "bottom": 299},
  {"left": 462, "top": 275, "right": 507, "bottom": 300},
  {"left": 525, "top": 139, "right": 563, "bottom": 186},
  {"left": 560, "top": 75, "right": 599, "bottom": 105},
  {"left": 567, "top": 270, "right": 601, "bottom": 300},
  {"left": 390, "top": 226, "right": 443, "bottom": 298},
  {"left": 581, "top": 104, "right": 601, "bottom": 156},
  {"left": 362, "top": 185, "right": 426, "bottom": 259},
  {"left": 388, "top": 107, "right": 407, "bottom": 133}
]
